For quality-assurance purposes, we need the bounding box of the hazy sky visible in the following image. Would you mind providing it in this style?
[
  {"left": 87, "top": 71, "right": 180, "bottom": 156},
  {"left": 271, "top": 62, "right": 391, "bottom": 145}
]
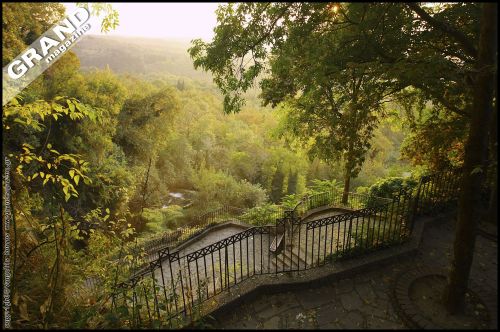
[{"left": 64, "top": 2, "right": 222, "bottom": 41}]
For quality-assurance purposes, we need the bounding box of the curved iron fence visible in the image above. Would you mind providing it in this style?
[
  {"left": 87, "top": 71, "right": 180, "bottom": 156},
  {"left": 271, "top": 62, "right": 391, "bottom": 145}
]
[
  {"left": 291, "top": 189, "right": 393, "bottom": 219},
  {"left": 108, "top": 169, "right": 463, "bottom": 328},
  {"left": 139, "top": 206, "right": 247, "bottom": 258}
]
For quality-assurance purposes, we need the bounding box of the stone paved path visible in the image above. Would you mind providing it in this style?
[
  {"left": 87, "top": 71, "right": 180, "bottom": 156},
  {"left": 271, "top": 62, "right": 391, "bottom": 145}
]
[{"left": 210, "top": 216, "right": 498, "bottom": 329}]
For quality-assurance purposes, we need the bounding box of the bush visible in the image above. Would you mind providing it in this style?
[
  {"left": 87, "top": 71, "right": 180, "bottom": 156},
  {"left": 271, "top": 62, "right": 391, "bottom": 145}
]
[
  {"left": 161, "top": 205, "right": 184, "bottom": 229},
  {"left": 142, "top": 208, "right": 166, "bottom": 233},
  {"left": 355, "top": 186, "right": 369, "bottom": 195},
  {"left": 191, "top": 168, "right": 268, "bottom": 210},
  {"left": 308, "top": 178, "right": 342, "bottom": 195},
  {"left": 142, "top": 205, "right": 184, "bottom": 234},
  {"left": 280, "top": 194, "right": 301, "bottom": 210},
  {"left": 367, "top": 176, "right": 419, "bottom": 199},
  {"left": 240, "top": 203, "right": 283, "bottom": 226}
]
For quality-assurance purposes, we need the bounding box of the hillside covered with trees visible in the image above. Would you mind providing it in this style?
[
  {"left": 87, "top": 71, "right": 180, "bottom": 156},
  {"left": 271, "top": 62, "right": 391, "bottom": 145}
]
[{"left": 2, "top": 2, "right": 496, "bottom": 329}]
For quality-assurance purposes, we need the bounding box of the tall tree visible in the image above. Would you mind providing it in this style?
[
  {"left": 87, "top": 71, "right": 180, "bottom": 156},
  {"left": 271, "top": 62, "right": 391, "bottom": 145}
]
[
  {"left": 287, "top": 170, "right": 298, "bottom": 195},
  {"left": 190, "top": 3, "right": 401, "bottom": 201},
  {"left": 270, "top": 163, "right": 285, "bottom": 203},
  {"left": 2, "top": 2, "right": 65, "bottom": 65},
  {"left": 442, "top": 2, "right": 497, "bottom": 313},
  {"left": 190, "top": 2, "right": 496, "bottom": 314}
]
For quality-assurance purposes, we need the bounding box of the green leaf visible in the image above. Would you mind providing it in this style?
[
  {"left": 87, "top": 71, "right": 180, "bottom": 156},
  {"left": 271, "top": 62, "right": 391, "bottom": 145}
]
[
  {"left": 116, "top": 305, "right": 129, "bottom": 316},
  {"left": 67, "top": 99, "right": 75, "bottom": 112},
  {"left": 471, "top": 166, "right": 483, "bottom": 175},
  {"left": 14, "top": 118, "right": 27, "bottom": 125}
]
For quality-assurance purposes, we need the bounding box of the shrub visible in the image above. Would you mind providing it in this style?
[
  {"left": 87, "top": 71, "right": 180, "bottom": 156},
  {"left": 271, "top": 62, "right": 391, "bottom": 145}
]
[
  {"left": 367, "top": 176, "right": 419, "bottom": 199},
  {"left": 142, "top": 205, "right": 184, "bottom": 234},
  {"left": 190, "top": 168, "right": 268, "bottom": 210},
  {"left": 161, "top": 205, "right": 184, "bottom": 229},
  {"left": 240, "top": 203, "right": 283, "bottom": 226},
  {"left": 280, "top": 194, "right": 301, "bottom": 210},
  {"left": 308, "top": 178, "right": 342, "bottom": 195},
  {"left": 142, "top": 208, "right": 166, "bottom": 233}
]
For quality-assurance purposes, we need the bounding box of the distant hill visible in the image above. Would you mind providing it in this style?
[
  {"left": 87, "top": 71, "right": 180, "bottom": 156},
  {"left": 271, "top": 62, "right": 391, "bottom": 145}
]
[
  {"left": 72, "top": 35, "right": 213, "bottom": 83},
  {"left": 72, "top": 35, "right": 269, "bottom": 109}
]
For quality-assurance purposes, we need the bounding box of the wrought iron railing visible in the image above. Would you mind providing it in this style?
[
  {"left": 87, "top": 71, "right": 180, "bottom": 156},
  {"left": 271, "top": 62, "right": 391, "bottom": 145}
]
[
  {"left": 108, "top": 169, "right": 463, "bottom": 328},
  {"left": 270, "top": 190, "right": 393, "bottom": 253},
  {"left": 291, "top": 190, "right": 392, "bottom": 219},
  {"left": 138, "top": 206, "right": 247, "bottom": 259},
  {"left": 105, "top": 206, "right": 246, "bottom": 265},
  {"left": 413, "top": 168, "right": 463, "bottom": 216}
]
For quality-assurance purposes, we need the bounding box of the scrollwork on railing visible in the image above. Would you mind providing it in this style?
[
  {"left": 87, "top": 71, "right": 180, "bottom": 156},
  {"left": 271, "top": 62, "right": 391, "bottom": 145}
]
[{"left": 110, "top": 168, "right": 464, "bottom": 328}]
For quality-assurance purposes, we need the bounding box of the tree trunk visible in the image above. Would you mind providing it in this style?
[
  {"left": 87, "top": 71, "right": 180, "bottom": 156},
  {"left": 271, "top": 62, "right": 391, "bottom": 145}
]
[
  {"left": 487, "top": 178, "right": 497, "bottom": 224},
  {"left": 442, "top": 3, "right": 497, "bottom": 314},
  {"left": 140, "top": 156, "right": 153, "bottom": 214},
  {"left": 487, "top": 94, "right": 497, "bottom": 224}
]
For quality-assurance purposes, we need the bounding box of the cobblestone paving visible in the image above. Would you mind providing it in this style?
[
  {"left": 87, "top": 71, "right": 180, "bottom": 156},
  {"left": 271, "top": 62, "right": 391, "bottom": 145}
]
[{"left": 211, "top": 217, "right": 498, "bottom": 329}]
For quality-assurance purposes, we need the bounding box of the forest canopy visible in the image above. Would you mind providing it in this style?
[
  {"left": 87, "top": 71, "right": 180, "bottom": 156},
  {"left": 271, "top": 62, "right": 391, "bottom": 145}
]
[{"left": 2, "top": 2, "right": 495, "bottom": 329}]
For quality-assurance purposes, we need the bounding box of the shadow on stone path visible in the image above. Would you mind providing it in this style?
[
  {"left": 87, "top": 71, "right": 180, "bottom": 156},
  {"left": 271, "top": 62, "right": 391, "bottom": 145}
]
[{"left": 210, "top": 216, "right": 498, "bottom": 329}]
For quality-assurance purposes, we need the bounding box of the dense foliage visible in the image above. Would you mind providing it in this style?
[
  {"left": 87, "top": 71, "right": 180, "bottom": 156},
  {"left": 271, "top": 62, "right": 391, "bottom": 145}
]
[{"left": 3, "top": 1, "right": 494, "bottom": 328}]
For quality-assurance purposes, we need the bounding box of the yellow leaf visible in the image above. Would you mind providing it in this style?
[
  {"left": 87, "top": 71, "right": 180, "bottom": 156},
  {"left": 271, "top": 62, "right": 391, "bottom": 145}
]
[
  {"left": 74, "top": 175, "right": 80, "bottom": 185},
  {"left": 40, "top": 172, "right": 45, "bottom": 178},
  {"left": 20, "top": 302, "right": 29, "bottom": 320},
  {"left": 69, "top": 169, "right": 75, "bottom": 178},
  {"left": 47, "top": 163, "right": 51, "bottom": 169},
  {"left": 40, "top": 298, "right": 50, "bottom": 315}
]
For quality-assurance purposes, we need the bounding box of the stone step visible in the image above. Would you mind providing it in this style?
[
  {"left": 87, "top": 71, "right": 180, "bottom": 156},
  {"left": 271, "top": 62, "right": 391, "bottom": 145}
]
[
  {"left": 283, "top": 245, "right": 307, "bottom": 267},
  {"left": 286, "top": 241, "right": 308, "bottom": 263},
  {"left": 270, "top": 253, "right": 291, "bottom": 269},
  {"left": 270, "top": 251, "right": 303, "bottom": 271}
]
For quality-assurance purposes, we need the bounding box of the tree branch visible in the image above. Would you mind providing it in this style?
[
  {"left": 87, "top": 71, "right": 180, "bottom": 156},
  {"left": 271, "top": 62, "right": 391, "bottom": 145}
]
[
  {"left": 246, "top": 3, "right": 293, "bottom": 52},
  {"left": 412, "top": 81, "right": 471, "bottom": 118},
  {"left": 407, "top": 3, "right": 477, "bottom": 59}
]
